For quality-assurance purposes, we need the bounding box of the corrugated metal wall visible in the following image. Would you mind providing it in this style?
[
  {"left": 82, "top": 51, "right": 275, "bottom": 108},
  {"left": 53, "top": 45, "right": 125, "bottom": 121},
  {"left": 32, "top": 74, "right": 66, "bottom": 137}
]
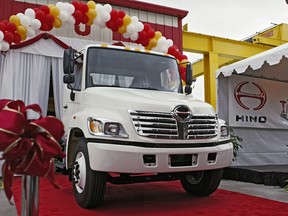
[{"left": 0, "top": 0, "right": 184, "bottom": 50}]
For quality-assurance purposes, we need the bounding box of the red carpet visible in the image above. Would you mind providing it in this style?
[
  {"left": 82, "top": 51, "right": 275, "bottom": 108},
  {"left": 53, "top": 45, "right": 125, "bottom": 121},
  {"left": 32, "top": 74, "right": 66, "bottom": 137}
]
[{"left": 12, "top": 174, "right": 288, "bottom": 216}]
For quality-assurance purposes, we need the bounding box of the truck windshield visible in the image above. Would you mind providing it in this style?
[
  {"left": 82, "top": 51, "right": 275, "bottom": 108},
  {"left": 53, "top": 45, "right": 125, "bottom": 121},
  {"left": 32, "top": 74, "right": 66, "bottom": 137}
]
[{"left": 86, "top": 47, "right": 182, "bottom": 93}]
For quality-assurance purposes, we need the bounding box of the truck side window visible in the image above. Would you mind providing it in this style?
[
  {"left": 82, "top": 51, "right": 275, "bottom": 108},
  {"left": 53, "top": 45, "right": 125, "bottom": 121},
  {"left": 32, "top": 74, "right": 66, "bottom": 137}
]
[{"left": 72, "top": 64, "right": 83, "bottom": 90}]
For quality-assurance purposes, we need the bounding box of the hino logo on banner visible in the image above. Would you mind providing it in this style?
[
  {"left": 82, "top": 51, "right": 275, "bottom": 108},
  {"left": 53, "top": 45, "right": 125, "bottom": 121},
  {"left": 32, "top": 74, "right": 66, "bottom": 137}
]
[
  {"left": 234, "top": 81, "right": 267, "bottom": 110},
  {"left": 233, "top": 81, "right": 267, "bottom": 124}
]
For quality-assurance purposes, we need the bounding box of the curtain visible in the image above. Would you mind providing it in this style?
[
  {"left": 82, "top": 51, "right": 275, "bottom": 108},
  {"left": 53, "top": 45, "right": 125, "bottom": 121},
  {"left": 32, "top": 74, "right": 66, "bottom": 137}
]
[
  {"left": 51, "top": 57, "right": 65, "bottom": 120},
  {"left": 0, "top": 50, "right": 51, "bottom": 116}
]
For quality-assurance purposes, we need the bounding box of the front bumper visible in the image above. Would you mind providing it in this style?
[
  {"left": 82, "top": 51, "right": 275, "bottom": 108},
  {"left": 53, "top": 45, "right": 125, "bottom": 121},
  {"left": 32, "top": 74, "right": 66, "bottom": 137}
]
[{"left": 87, "top": 140, "right": 233, "bottom": 173}]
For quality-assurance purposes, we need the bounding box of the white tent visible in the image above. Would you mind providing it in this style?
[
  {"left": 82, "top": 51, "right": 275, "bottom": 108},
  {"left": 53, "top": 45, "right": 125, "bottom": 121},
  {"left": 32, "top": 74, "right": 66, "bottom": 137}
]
[{"left": 216, "top": 42, "right": 288, "bottom": 167}]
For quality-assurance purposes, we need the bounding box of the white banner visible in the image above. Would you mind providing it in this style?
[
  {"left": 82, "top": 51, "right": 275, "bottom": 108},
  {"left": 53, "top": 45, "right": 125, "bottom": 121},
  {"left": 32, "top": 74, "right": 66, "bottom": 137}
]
[{"left": 228, "top": 75, "right": 288, "bottom": 128}]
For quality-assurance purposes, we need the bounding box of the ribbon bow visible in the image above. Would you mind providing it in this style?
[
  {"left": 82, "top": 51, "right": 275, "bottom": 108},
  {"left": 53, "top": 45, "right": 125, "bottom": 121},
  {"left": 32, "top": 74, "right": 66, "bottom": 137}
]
[{"left": 0, "top": 99, "right": 65, "bottom": 202}]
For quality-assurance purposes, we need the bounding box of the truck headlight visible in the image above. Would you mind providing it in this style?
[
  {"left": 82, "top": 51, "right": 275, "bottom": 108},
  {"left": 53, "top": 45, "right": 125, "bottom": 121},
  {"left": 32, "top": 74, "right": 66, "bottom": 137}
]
[
  {"left": 104, "top": 123, "right": 120, "bottom": 135},
  {"left": 88, "top": 118, "right": 128, "bottom": 138},
  {"left": 220, "top": 125, "right": 229, "bottom": 138}
]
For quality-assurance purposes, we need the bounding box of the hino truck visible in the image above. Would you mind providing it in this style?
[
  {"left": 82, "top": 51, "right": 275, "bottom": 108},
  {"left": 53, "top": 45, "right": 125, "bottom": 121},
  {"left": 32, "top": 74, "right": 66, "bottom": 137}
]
[{"left": 61, "top": 43, "right": 233, "bottom": 208}]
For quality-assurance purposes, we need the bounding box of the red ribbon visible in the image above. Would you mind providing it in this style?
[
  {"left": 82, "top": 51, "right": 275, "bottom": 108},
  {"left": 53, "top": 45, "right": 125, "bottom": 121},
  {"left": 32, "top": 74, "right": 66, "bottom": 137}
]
[{"left": 0, "top": 99, "right": 65, "bottom": 203}]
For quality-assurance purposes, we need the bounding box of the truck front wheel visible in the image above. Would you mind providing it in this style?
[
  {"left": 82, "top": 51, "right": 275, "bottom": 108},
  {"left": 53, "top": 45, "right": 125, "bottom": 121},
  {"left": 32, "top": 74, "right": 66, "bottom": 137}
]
[
  {"left": 72, "top": 138, "right": 107, "bottom": 208},
  {"left": 180, "top": 169, "right": 223, "bottom": 196}
]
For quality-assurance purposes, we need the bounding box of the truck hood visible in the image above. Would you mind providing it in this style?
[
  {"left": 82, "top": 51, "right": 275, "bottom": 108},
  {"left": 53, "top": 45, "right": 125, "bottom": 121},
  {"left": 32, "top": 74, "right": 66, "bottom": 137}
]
[{"left": 82, "top": 87, "right": 215, "bottom": 114}]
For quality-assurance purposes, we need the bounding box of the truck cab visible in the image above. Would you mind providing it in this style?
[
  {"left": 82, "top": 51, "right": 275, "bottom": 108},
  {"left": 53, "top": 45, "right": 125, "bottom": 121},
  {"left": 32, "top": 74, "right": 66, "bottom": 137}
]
[{"left": 61, "top": 43, "right": 233, "bottom": 208}]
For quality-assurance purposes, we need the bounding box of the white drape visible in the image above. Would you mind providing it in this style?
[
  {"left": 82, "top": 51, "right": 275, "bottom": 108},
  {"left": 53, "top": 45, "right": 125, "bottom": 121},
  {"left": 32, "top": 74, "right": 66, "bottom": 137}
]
[
  {"left": 51, "top": 57, "right": 65, "bottom": 120},
  {"left": 0, "top": 51, "right": 51, "bottom": 115}
]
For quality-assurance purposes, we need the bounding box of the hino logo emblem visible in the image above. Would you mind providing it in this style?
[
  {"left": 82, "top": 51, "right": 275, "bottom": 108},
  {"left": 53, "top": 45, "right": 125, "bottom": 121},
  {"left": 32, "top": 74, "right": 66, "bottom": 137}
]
[
  {"left": 172, "top": 105, "right": 192, "bottom": 123},
  {"left": 234, "top": 81, "right": 267, "bottom": 110}
]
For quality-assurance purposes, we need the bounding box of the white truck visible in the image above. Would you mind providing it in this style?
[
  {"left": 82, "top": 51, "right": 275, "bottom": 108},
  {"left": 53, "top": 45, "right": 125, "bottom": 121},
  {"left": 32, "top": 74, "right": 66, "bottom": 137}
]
[{"left": 60, "top": 43, "right": 233, "bottom": 208}]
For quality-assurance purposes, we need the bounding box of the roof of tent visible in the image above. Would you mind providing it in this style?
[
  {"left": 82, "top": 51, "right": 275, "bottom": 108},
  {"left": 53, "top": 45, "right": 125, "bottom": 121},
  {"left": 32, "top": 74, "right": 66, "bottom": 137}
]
[{"left": 216, "top": 42, "right": 288, "bottom": 81}]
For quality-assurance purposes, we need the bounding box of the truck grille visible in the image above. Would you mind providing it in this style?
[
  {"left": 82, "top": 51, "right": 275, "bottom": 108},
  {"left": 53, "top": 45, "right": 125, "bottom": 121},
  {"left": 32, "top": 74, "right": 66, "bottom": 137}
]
[{"left": 129, "top": 110, "right": 218, "bottom": 140}]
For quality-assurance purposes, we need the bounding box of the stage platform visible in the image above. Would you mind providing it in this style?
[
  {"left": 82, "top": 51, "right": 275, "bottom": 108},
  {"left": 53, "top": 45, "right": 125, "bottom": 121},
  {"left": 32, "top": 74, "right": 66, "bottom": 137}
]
[{"left": 223, "top": 165, "right": 288, "bottom": 187}]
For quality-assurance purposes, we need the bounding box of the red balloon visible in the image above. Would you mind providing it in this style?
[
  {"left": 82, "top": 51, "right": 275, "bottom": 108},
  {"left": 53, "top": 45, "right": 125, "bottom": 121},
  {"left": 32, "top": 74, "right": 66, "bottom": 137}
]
[
  {"left": 179, "top": 67, "right": 186, "bottom": 82},
  {"left": 138, "top": 31, "right": 147, "bottom": 41},
  {"left": 141, "top": 39, "right": 149, "bottom": 47},
  {"left": 168, "top": 45, "right": 177, "bottom": 55},
  {"left": 106, "top": 20, "right": 114, "bottom": 29},
  {"left": 110, "top": 9, "right": 118, "bottom": 20},
  {"left": 147, "top": 29, "right": 155, "bottom": 39},
  {"left": 81, "top": 14, "right": 89, "bottom": 24},
  {"left": 0, "top": 22, "right": 6, "bottom": 32},
  {"left": 33, "top": 8, "right": 40, "bottom": 13},
  {"left": 73, "top": 10, "right": 82, "bottom": 22},
  {"left": 2, "top": 20, "right": 9, "bottom": 25},
  {"left": 118, "top": 10, "right": 126, "bottom": 18},
  {"left": 46, "top": 14, "right": 55, "bottom": 24},
  {"left": 174, "top": 51, "right": 182, "bottom": 61},
  {"left": 40, "top": 23, "right": 49, "bottom": 31},
  {"left": 6, "top": 22, "right": 17, "bottom": 33},
  {"left": 71, "top": 1, "right": 80, "bottom": 10},
  {"left": 80, "top": 3, "right": 88, "bottom": 14},
  {"left": 115, "top": 18, "right": 123, "bottom": 27},
  {"left": 13, "top": 33, "right": 21, "bottom": 43},
  {"left": 4, "top": 31, "right": 14, "bottom": 44},
  {"left": 47, "top": 23, "right": 53, "bottom": 31},
  {"left": 40, "top": 5, "right": 50, "bottom": 15},
  {"left": 36, "top": 11, "right": 46, "bottom": 22},
  {"left": 143, "top": 23, "right": 150, "bottom": 32}
]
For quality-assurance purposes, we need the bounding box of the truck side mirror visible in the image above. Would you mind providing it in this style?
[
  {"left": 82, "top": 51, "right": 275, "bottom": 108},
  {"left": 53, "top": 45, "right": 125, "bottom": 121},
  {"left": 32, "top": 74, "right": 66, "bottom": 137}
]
[
  {"left": 185, "top": 63, "right": 193, "bottom": 86},
  {"left": 184, "top": 63, "right": 194, "bottom": 95},
  {"left": 63, "top": 47, "right": 75, "bottom": 75}
]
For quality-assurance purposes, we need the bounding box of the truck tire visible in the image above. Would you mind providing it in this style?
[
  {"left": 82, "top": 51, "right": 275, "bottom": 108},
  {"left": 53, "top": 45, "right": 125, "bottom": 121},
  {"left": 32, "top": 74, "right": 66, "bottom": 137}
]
[
  {"left": 180, "top": 169, "right": 223, "bottom": 196},
  {"left": 72, "top": 138, "right": 107, "bottom": 208}
]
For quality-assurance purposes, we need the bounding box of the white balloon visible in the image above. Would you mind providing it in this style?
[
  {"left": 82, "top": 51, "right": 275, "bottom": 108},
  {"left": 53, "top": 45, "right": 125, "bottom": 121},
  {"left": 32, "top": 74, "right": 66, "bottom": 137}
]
[
  {"left": 123, "top": 32, "right": 130, "bottom": 39},
  {"left": 31, "top": 19, "right": 41, "bottom": 30},
  {"left": 103, "top": 4, "right": 112, "bottom": 13},
  {"left": 1, "top": 41, "right": 10, "bottom": 52},
  {"left": 127, "top": 26, "right": 135, "bottom": 34},
  {"left": 25, "top": 8, "right": 35, "bottom": 19},
  {"left": 68, "top": 16, "right": 75, "bottom": 25},
  {"left": 130, "top": 33, "right": 139, "bottom": 41},
  {"left": 27, "top": 28, "right": 36, "bottom": 37},
  {"left": 0, "top": 31, "right": 4, "bottom": 41},
  {"left": 20, "top": 16, "right": 31, "bottom": 27},
  {"left": 102, "top": 13, "right": 110, "bottom": 22},
  {"left": 136, "top": 22, "right": 144, "bottom": 32},
  {"left": 59, "top": 11, "right": 69, "bottom": 22},
  {"left": 56, "top": 2, "right": 64, "bottom": 10},
  {"left": 65, "top": 3, "right": 75, "bottom": 14},
  {"left": 99, "top": 23, "right": 106, "bottom": 29},
  {"left": 16, "top": 13, "right": 24, "bottom": 18}
]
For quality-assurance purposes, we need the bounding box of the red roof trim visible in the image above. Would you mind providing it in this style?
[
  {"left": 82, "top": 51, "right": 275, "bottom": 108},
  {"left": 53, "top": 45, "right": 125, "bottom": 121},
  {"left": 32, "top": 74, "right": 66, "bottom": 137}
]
[{"left": 94, "top": 0, "right": 188, "bottom": 19}]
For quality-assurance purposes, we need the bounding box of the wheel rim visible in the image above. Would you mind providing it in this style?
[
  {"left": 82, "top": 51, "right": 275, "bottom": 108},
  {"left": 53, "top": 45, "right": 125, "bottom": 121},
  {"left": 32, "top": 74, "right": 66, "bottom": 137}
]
[
  {"left": 185, "top": 171, "right": 204, "bottom": 184},
  {"left": 73, "top": 151, "right": 87, "bottom": 193}
]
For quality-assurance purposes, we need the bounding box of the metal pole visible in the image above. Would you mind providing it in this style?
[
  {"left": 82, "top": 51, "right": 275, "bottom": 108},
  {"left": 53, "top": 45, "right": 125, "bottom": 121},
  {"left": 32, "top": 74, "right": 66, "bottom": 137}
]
[{"left": 21, "top": 175, "right": 39, "bottom": 216}]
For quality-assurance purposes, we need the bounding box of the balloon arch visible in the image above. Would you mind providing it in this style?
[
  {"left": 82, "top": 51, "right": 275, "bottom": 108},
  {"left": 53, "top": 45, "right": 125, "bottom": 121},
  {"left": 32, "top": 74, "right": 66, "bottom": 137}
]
[{"left": 0, "top": 1, "right": 188, "bottom": 81}]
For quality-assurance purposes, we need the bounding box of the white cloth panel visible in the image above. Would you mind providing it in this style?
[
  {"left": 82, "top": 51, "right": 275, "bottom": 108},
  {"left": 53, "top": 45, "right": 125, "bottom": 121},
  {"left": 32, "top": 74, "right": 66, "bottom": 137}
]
[
  {"left": 51, "top": 57, "right": 65, "bottom": 120},
  {"left": 0, "top": 51, "right": 51, "bottom": 116}
]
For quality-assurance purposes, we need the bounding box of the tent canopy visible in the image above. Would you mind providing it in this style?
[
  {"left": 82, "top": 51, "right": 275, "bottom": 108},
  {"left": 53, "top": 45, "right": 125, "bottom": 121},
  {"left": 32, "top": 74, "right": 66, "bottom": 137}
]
[{"left": 216, "top": 42, "right": 288, "bottom": 82}]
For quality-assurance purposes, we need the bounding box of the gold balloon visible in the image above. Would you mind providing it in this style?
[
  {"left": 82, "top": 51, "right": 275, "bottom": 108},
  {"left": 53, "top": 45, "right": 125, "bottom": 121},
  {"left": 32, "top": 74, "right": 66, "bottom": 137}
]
[
  {"left": 87, "top": 9, "right": 97, "bottom": 19},
  {"left": 17, "top": 25, "right": 27, "bottom": 36},
  {"left": 53, "top": 18, "right": 62, "bottom": 28},
  {"left": 149, "top": 38, "right": 157, "bottom": 48},
  {"left": 87, "top": 1, "right": 96, "bottom": 9},
  {"left": 9, "top": 15, "right": 20, "bottom": 27},
  {"left": 123, "top": 15, "right": 132, "bottom": 26},
  {"left": 50, "top": 6, "right": 60, "bottom": 18},
  {"left": 154, "top": 31, "right": 162, "bottom": 40},
  {"left": 118, "top": 25, "right": 127, "bottom": 34}
]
